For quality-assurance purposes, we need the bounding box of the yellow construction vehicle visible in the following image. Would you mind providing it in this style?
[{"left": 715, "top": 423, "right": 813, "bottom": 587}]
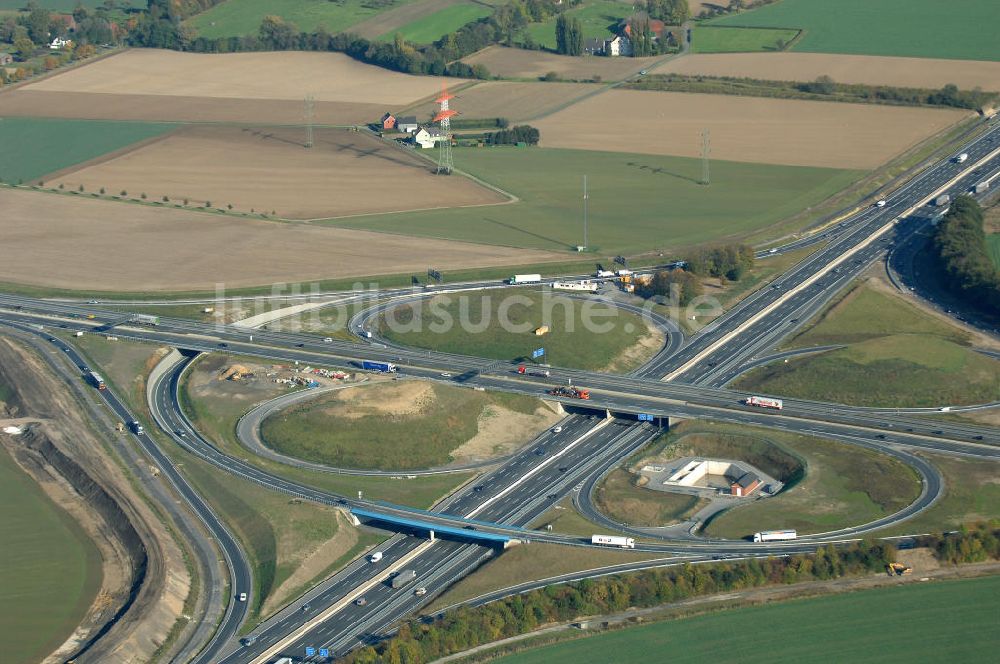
[{"left": 886, "top": 562, "right": 912, "bottom": 576}]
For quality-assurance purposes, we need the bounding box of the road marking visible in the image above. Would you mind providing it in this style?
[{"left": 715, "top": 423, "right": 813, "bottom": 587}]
[
  {"left": 250, "top": 541, "right": 434, "bottom": 664},
  {"left": 664, "top": 144, "right": 1000, "bottom": 381},
  {"left": 465, "top": 418, "right": 612, "bottom": 519}
]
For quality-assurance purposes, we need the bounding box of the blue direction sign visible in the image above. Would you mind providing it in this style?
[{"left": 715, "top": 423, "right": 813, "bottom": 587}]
[
  {"left": 637, "top": 413, "right": 654, "bottom": 422},
  {"left": 306, "top": 646, "right": 317, "bottom": 656},
  {"left": 532, "top": 347, "right": 545, "bottom": 359},
  {"left": 320, "top": 648, "right": 330, "bottom": 658}
]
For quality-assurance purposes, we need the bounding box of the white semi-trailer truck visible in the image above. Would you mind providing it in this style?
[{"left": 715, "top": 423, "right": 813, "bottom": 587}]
[
  {"left": 753, "top": 530, "right": 797, "bottom": 542},
  {"left": 507, "top": 273, "right": 542, "bottom": 285},
  {"left": 591, "top": 534, "right": 636, "bottom": 549}
]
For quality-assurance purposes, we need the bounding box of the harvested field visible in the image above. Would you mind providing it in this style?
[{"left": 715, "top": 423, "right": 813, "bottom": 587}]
[
  {"left": 654, "top": 53, "right": 1000, "bottom": 91},
  {"left": 0, "top": 188, "right": 559, "bottom": 292},
  {"left": 52, "top": 125, "right": 505, "bottom": 219},
  {"left": 0, "top": 90, "right": 384, "bottom": 126},
  {"left": 405, "top": 81, "right": 600, "bottom": 122},
  {"left": 461, "top": 45, "right": 662, "bottom": 82},
  {"left": 25, "top": 49, "right": 456, "bottom": 106},
  {"left": 533, "top": 89, "right": 970, "bottom": 169}
]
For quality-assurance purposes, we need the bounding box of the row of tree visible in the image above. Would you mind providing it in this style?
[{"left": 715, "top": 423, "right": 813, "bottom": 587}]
[
  {"left": 919, "top": 523, "right": 1000, "bottom": 565},
  {"left": 485, "top": 125, "right": 541, "bottom": 146},
  {"left": 343, "top": 540, "right": 897, "bottom": 664},
  {"left": 554, "top": 14, "right": 583, "bottom": 56},
  {"left": 932, "top": 196, "right": 1000, "bottom": 317},
  {"left": 684, "top": 244, "right": 756, "bottom": 281}
]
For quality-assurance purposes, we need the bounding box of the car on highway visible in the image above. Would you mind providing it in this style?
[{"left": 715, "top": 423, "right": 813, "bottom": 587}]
[
  {"left": 535, "top": 448, "right": 546, "bottom": 456},
  {"left": 324, "top": 337, "right": 333, "bottom": 343},
  {"left": 218, "top": 342, "right": 228, "bottom": 348},
  {"left": 238, "top": 592, "right": 247, "bottom": 602},
  {"left": 369, "top": 551, "right": 383, "bottom": 563},
  {"left": 440, "top": 372, "right": 452, "bottom": 378},
  {"left": 552, "top": 426, "right": 562, "bottom": 433},
  {"left": 355, "top": 597, "right": 367, "bottom": 606},
  {"left": 414, "top": 587, "right": 427, "bottom": 596},
  {"left": 875, "top": 200, "right": 887, "bottom": 207}
]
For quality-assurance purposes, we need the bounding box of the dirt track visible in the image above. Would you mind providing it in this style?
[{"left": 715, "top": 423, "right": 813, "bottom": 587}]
[
  {"left": 655, "top": 52, "right": 1000, "bottom": 90},
  {"left": 52, "top": 125, "right": 505, "bottom": 219},
  {"left": 534, "top": 89, "right": 971, "bottom": 168},
  {"left": 405, "top": 80, "right": 600, "bottom": 122},
  {"left": 462, "top": 45, "right": 663, "bottom": 81},
  {"left": 0, "top": 187, "right": 558, "bottom": 292}
]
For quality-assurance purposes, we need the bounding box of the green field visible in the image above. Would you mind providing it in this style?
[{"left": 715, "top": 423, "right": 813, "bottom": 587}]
[
  {"left": 0, "top": 0, "right": 128, "bottom": 8},
  {"left": 689, "top": 26, "right": 799, "bottom": 53},
  {"left": 382, "top": 1, "right": 491, "bottom": 44},
  {"left": 0, "top": 117, "right": 173, "bottom": 185},
  {"left": 379, "top": 287, "right": 659, "bottom": 371},
  {"left": 494, "top": 575, "right": 1000, "bottom": 664},
  {"left": 261, "top": 382, "right": 549, "bottom": 470},
  {"left": 657, "top": 422, "right": 919, "bottom": 539},
  {"left": 987, "top": 234, "right": 1000, "bottom": 269},
  {"left": 734, "top": 284, "right": 1000, "bottom": 407},
  {"left": 187, "top": 0, "right": 409, "bottom": 39},
  {"left": 329, "top": 147, "right": 863, "bottom": 254},
  {"left": 595, "top": 468, "right": 706, "bottom": 527},
  {"left": 523, "top": 0, "right": 628, "bottom": 50},
  {"left": 708, "top": 0, "right": 1000, "bottom": 61},
  {"left": 0, "top": 448, "right": 102, "bottom": 664}
]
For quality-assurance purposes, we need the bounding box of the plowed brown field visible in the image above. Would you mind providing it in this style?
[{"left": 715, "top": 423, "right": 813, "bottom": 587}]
[
  {"left": 0, "top": 90, "right": 383, "bottom": 125},
  {"left": 654, "top": 52, "right": 1000, "bottom": 90},
  {"left": 533, "top": 89, "right": 971, "bottom": 168},
  {"left": 0, "top": 188, "right": 557, "bottom": 292},
  {"left": 25, "top": 49, "right": 454, "bottom": 106},
  {"left": 405, "top": 81, "right": 600, "bottom": 122},
  {"left": 51, "top": 125, "right": 505, "bottom": 219},
  {"left": 461, "top": 45, "right": 662, "bottom": 81}
]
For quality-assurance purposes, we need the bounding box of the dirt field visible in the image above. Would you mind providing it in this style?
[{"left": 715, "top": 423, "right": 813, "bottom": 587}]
[
  {"left": 50, "top": 125, "right": 505, "bottom": 219},
  {"left": 461, "top": 45, "right": 664, "bottom": 81},
  {"left": 25, "top": 49, "right": 455, "bottom": 106},
  {"left": 0, "top": 188, "right": 559, "bottom": 292},
  {"left": 405, "top": 80, "right": 600, "bottom": 122},
  {"left": 654, "top": 52, "right": 1000, "bottom": 90},
  {"left": 533, "top": 89, "right": 971, "bottom": 168},
  {"left": 0, "top": 90, "right": 384, "bottom": 125}
]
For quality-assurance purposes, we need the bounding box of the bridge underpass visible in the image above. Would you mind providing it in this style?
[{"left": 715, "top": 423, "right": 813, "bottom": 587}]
[{"left": 349, "top": 507, "right": 516, "bottom": 548}]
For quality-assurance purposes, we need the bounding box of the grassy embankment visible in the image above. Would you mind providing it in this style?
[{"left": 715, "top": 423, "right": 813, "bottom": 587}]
[
  {"left": 594, "top": 469, "right": 705, "bottom": 527},
  {"left": 690, "top": 26, "right": 800, "bottom": 53},
  {"left": 186, "top": 0, "right": 400, "bottom": 39},
  {"left": 708, "top": 0, "right": 1000, "bottom": 61},
  {"left": 624, "top": 421, "right": 920, "bottom": 539},
  {"left": 492, "top": 575, "right": 1000, "bottom": 663},
  {"left": 0, "top": 447, "right": 102, "bottom": 664},
  {"left": 380, "top": 1, "right": 492, "bottom": 44},
  {"left": 178, "top": 354, "right": 475, "bottom": 506},
  {"left": 379, "top": 287, "right": 661, "bottom": 372},
  {"left": 260, "top": 382, "right": 551, "bottom": 469},
  {"left": 733, "top": 282, "right": 1000, "bottom": 407},
  {"left": 0, "top": 117, "right": 174, "bottom": 185},
  {"left": 330, "top": 147, "right": 863, "bottom": 254}
]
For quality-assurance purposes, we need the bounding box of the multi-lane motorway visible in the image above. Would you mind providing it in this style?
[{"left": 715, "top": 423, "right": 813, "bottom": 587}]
[{"left": 2, "top": 118, "right": 998, "bottom": 662}]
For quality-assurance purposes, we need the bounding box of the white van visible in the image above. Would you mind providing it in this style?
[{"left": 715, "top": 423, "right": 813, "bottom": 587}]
[{"left": 369, "top": 552, "right": 383, "bottom": 563}]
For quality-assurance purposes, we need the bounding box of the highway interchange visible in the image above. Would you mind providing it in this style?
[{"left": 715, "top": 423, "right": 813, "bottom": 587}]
[{"left": 1, "top": 118, "right": 999, "bottom": 662}]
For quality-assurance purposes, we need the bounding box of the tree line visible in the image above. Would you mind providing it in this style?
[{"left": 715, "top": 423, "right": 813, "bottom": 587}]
[
  {"left": 932, "top": 195, "right": 1000, "bottom": 317},
  {"left": 343, "top": 540, "right": 897, "bottom": 664},
  {"left": 627, "top": 74, "right": 998, "bottom": 111},
  {"left": 640, "top": 244, "right": 755, "bottom": 305},
  {"left": 919, "top": 523, "right": 1000, "bottom": 565},
  {"left": 485, "top": 125, "right": 540, "bottom": 146}
]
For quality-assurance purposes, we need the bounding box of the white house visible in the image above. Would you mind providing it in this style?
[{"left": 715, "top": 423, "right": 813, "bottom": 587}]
[
  {"left": 396, "top": 115, "right": 419, "bottom": 133},
  {"left": 413, "top": 126, "right": 445, "bottom": 149},
  {"left": 604, "top": 35, "right": 631, "bottom": 57},
  {"left": 50, "top": 37, "right": 72, "bottom": 50}
]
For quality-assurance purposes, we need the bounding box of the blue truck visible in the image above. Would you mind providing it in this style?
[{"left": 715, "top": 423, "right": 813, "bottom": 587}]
[{"left": 362, "top": 360, "right": 397, "bottom": 373}]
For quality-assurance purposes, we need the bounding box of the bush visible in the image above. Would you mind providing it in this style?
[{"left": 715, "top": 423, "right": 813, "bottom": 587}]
[{"left": 932, "top": 196, "right": 1000, "bottom": 316}]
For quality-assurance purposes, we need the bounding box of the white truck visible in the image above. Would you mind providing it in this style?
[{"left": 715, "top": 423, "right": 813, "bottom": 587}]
[
  {"left": 955, "top": 153, "right": 969, "bottom": 163},
  {"left": 745, "top": 395, "right": 783, "bottom": 411},
  {"left": 595, "top": 269, "right": 616, "bottom": 278},
  {"left": 753, "top": 530, "right": 797, "bottom": 542},
  {"left": 591, "top": 534, "right": 635, "bottom": 549},
  {"left": 507, "top": 273, "right": 542, "bottom": 285},
  {"left": 615, "top": 269, "right": 633, "bottom": 277},
  {"left": 553, "top": 280, "right": 598, "bottom": 293}
]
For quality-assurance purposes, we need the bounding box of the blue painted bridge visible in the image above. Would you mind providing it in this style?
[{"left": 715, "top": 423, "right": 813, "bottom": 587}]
[{"left": 350, "top": 507, "right": 514, "bottom": 547}]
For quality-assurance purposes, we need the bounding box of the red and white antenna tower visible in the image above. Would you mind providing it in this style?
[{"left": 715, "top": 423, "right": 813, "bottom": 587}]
[{"left": 433, "top": 87, "right": 457, "bottom": 174}]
